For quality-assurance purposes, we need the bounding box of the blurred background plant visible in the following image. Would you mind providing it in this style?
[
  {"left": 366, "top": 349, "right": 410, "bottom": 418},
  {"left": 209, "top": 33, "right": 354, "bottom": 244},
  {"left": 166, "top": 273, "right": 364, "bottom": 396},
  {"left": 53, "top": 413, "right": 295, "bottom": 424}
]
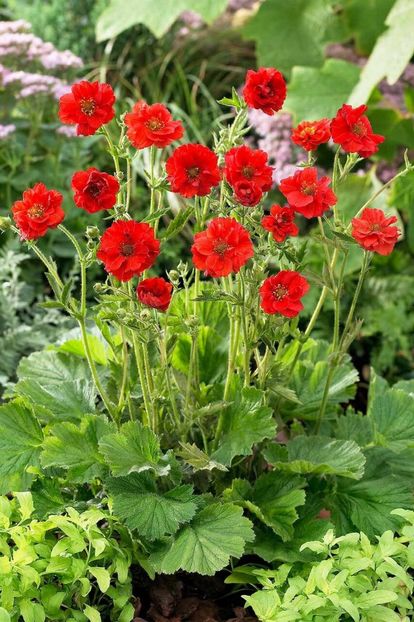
[{"left": 0, "top": 0, "right": 413, "bottom": 386}]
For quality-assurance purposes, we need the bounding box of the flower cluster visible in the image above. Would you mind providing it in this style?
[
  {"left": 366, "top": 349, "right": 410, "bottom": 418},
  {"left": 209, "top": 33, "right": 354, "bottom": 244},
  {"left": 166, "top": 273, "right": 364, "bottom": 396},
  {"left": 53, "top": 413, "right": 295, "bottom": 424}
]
[{"left": 10, "top": 66, "right": 400, "bottom": 320}]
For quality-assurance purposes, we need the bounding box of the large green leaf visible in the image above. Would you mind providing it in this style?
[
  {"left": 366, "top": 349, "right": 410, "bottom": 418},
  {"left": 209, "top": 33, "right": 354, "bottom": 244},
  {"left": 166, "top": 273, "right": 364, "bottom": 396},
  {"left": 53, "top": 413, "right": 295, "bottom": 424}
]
[
  {"left": 280, "top": 340, "right": 358, "bottom": 420},
  {"left": 368, "top": 384, "right": 414, "bottom": 452},
  {"left": 211, "top": 386, "right": 276, "bottom": 466},
  {"left": 15, "top": 350, "right": 96, "bottom": 422},
  {"left": 149, "top": 503, "right": 254, "bottom": 575},
  {"left": 0, "top": 401, "right": 43, "bottom": 492},
  {"left": 265, "top": 435, "right": 366, "bottom": 479},
  {"left": 106, "top": 474, "right": 198, "bottom": 540},
  {"left": 349, "top": 0, "right": 414, "bottom": 105},
  {"left": 96, "top": 0, "right": 228, "bottom": 41},
  {"left": 242, "top": 0, "right": 339, "bottom": 75},
  {"left": 41, "top": 415, "right": 113, "bottom": 483},
  {"left": 344, "top": 0, "right": 395, "bottom": 55},
  {"left": 330, "top": 451, "right": 414, "bottom": 537},
  {"left": 285, "top": 59, "right": 360, "bottom": 121},
  {"left": 99, "top": 421, "right": 169, "bottom": 477},
  {"left": 224, "top": 473, "right": 306, "bottom": 542}
]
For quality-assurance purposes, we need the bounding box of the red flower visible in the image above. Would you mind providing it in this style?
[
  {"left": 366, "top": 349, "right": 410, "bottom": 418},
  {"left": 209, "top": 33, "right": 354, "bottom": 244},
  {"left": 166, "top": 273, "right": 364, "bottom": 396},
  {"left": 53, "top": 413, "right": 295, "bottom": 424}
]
[
  {"left": 261, "top": 204, "right": 298, "bottom": 243},
  {"left": 58, "top": 80, "right": 115, "bottom": 136},
  {"left": 12, "top": 183, "right": 64, "bottom": 240},
  {"left": 242, "top": 67, "right": 287, "bottom": 116},
  {"left": 330, "top": 104, "right": 384, "bottom": 158},
  {"left": 125, "top": 101, "right": 184, "bottom": 149},
  {"left": 351, "top": 208, "right": 399, "bottom": 255},
  {"left": 224, "top": 145, "right": 273, "bottom": 192},
  {"left": 260, "top": 271, "right": 309, "bottom": 317},
  {"left": 233, "top": 180, "right": 263, "bottom": 207},
  {"left": 166, "top": 144, "right": 221, "bottom": 198},
  {"left": 279, "top": 167, "right": 336, "bottom": 218},
  {"left": 137, "top": 277, "right": 172, "bottom": 312},
  {"left": 97, "top": 220, "right": 160, "bottom": 281},
  {"left": 71, "top": 168, "right": 119, "bottom": 213},
  {"left": 192, "top": 217, "right": 254, "bottom": 278},
  {"left": 291, "top": 119, "right": 331, "bottom": 151}
]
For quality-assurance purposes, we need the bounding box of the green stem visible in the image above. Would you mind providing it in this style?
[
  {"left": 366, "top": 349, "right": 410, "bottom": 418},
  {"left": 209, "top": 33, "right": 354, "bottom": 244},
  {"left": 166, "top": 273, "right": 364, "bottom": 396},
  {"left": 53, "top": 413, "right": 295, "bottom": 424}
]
[
  {"left": 339, "top": 251, "right": 370, "bottom": 350},
  {"left": 239, "top": 270, "right": 250, "bottom": 387}
]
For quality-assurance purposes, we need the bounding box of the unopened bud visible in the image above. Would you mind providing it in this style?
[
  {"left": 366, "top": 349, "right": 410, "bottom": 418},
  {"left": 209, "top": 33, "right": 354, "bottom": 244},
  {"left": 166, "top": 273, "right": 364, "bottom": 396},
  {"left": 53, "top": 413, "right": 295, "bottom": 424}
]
[
  {"left": 168, "top": 270, "right": 180, "bottom": 285},
  {"left": 85, "top": 225, "right": 100, "bottom": 240},
  {"left": 94, "top": 282, "right": 107, "bottom": 293},
  {"left": 140, "top": 309, "right": 151, "bottom": 321},
  {"left": 0, "top": 217, "right": 11, "bottom": 232}
]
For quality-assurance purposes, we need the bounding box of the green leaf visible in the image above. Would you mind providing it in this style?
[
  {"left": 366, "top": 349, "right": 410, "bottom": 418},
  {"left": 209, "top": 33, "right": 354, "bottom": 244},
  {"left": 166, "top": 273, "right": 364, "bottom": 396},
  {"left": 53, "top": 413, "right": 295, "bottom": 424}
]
[
  {"left": 88, "top": 566, "right": 111, "bottom": 593},
  {"left": 344, "top": 0, "right": 394, "bottom": 54},
  {"left": 41, "top": 415, "right": 113, "bottom": 483},
  {"left": 83, "top": 605, "right": 101, "bottom": 622},
  {"left": 106, "top": 474, "right": 198, "bottom": 540},
  {"left": 161, "top": 206, "right": 193, "bottom": 240},
  {"left": 177, "top": 443, "right": 228, "bottom": 472},
  {"left": 0, "top": 608, "right": 10, "bottom": 622},
  {"left": 368, "top": 383, "right": 414, "bottom": 452},
  {"left": 211, "top": 386, "right": 276, "bottom": 466},
  {"left": 96, "top": 0, "right": 228, "bottom": 40},
  {"left": 285, "top": 59, "right": 360, "bottom": 121},
  {"left": 336, "top": 410, "right": 373, "bottom": 448},
  {"left": 265, "top": 435, "right": 366, "bottom": 479},
  {"left": 243, "top": 590, "right": 281, "bottom": 622},
  {"left": 99, "top": 421, "right": 169, "bottom": 477},
  {"left": 149, "top": 503, "right": 254, "bottom": 575},
  {"left": 349, "top": 0, "right": 414, "bottom": 105},
  {"left": 0, "top": 401, "right": 43, "bottom": 492},
  {"left": 242, "top": 0, "right": 340, "bottom": 75},
  {"left": 15, "top": 351, "right": 96, "bottom": 422},
  {"left": 58, "top": 334, "right": 108, "bottom": 365},
  {"left": 331, "top": 469, "right": 413, "bottom": 537},
  {"left": 20, "top": 600, "right": 45, "bottom": 622},
  {"left": 281, "top": 340, "right": 358, "bottom": 420},
  {"left": 224, "top": 473, "right": 306, "bottom": 542},
  {"left": 250, "top": 473, "right": 306, "bottom": 542}
]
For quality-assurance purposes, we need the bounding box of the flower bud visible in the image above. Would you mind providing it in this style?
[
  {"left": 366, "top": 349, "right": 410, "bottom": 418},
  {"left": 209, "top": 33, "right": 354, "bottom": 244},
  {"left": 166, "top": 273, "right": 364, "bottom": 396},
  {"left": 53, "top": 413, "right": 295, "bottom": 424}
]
[
  {"left": 140, "top": 309, "right": 152, "bottom": 321},
  {"left": 94, "top": 282, "right": 107, "bottom": 293},
  {"left": 0, "top": 217, "right": 11, "bottom": 232},
  {"left": 168, "top": 270, "right": 180, "bottom": 285},
  {"left": 85, "top": 225, "right": 100, "bottom": 240}
]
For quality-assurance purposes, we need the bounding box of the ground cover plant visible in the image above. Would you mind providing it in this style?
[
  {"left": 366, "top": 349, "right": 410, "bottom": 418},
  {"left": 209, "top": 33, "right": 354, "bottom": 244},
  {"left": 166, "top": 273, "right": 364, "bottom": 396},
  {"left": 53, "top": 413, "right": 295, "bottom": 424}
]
[{"left": 1, "top": 56, "right": 414, "bottom": 620}]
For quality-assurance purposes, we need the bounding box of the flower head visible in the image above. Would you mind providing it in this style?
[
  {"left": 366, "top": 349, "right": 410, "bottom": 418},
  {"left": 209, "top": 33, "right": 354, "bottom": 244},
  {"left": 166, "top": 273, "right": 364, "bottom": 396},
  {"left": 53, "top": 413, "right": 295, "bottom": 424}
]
[
  {"left": 166, "top": 144, "right": 221, "bottom": 198},
  {"left": 260, "top": 271, "right": 309, "bottom": 317},
  {"left": 97, "top": 220, "right": 160, "bottom": 281},
  {"left": 331, "top": 104, "right": 384, "bottom": 158},
  {"left": 261, "top": 204, "right": 298, "bottom": 242},
  {"left": 351, "top": 208, "right": 399, "bottom": 255},
  {"left": 12, "top": 182, "right": 64, "bottom": 239},
  {"left": 242, "top": 67, "right": 287, "bottom": 116},
  {"left": 125, "top": 101, "right": 184, "bottom": 149},
  {"left": 58, "top": 80, "right": 115, "bottom": 136},
  {"left": 291, "top": 119, "right": 331, "bottom": 151},
  {"left": 233, "top": 180, "right": 263, "bottom": 207},
  {"left": 71, "top": 168, "right": 119, "bottom": 213},
  {"left": 224, "top": 145, "right": 273, "bottom": 192},
  {"left": 192, "top": 217, "right": 254, "bottom": 278},
  {"left": 279, "top": 167, "right": 337, "bottom": 218},
  {"left": 137, "top": 277, "right": 173, "bottom": 312}
]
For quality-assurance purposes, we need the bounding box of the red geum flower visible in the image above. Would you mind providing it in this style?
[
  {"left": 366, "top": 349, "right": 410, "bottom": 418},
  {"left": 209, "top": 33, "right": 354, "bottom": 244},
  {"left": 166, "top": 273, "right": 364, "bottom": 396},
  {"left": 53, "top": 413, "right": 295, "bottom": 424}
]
[
  {"left": 137, "top": 277, "right": 173, "bottom": 312},
  {"left": 97, "top": 220, "right": 160, "bottom": 281},
  {"left": 192, "top": 217, "right": 254, "bottom": 278},
  {"left": 224, "top": 145, "right": 273, "bottom": 192},
  {"left": 233, "top": 180, "right": 263, "bottom": 207},
  {"left": 124, "top": 101, "right": 184, "bottom": 149},
  {"left": 166, "top": 144, "right": 221, "bottom": 198},
  {"left": 261, "top": 204, "right": 298, "bottom": 243},
  {"left": 260, "top": 271, "right": 309, "bottom": 317},
  {"left": 58, "top": 80, "right": 115, "bottom": 136},
  {"left": 279, "top": 167, "right": 336, "bottom": 218},
  {"left": 12, "top": 182, "right": 64, "bottom": 240},
  {"left": 71, "top": 168, "right": 119, "bottom": 213},
  {"left": 242, "top": 67, "right": 287, "bottom": 116},
  {"left": 330, "top": 104, "right": 384, "bottom": 158},
  {"left": 351, "top": 208, "right": 399, "bottom": 255},
  {"left": 291, "top": 119, "right": 331, "bottom": 151}
]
